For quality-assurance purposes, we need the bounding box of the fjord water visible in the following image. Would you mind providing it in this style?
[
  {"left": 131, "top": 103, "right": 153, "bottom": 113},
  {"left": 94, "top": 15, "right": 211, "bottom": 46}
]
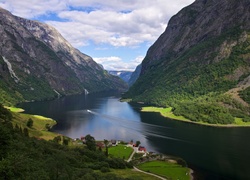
[{"left": 19, "top": 92, "right": 250, "bottom": 179}]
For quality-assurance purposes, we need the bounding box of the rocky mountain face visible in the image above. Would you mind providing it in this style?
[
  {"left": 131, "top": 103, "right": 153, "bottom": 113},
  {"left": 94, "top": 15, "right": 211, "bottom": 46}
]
[
  {"left": 125, "top": 0, "right": 250, "bottom": 123},
  {"left": 0, "top": 7, "right": 127, "bottom": 105},
  {"left": 141, "top": 0, "right": 250, "bottom": 74}
]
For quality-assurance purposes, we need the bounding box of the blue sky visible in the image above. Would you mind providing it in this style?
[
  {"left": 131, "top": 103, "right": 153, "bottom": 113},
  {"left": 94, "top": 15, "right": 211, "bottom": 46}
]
[{"left": 0, "top": 0, "right": 195, "bottom": 71}]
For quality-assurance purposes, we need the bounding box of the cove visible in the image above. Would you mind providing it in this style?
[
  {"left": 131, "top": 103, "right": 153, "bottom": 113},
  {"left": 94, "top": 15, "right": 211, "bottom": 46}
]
[{"left": 18, "top": 92, "right": 250, "bottom": 179}]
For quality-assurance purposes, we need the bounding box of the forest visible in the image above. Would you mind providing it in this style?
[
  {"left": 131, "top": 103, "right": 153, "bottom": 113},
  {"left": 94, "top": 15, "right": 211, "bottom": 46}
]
[{"left": 0, "top": 104, "right": 135, "bottom": 180}]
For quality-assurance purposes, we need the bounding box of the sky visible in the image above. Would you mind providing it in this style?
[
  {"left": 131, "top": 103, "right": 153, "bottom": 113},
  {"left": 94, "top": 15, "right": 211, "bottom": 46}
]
[{"left": 0, "top": 0, "right": 195, "bottom": 71}]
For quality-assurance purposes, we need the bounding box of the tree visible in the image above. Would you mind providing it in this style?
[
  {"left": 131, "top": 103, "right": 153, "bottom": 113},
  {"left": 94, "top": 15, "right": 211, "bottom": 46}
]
[
  {"left": 63, "top": 136, "right": 69, "bottom": 145},
  {"left": 0, "top": 104, "right": 12, "bottom": 122},
  {"left": 103, "top": 139, "right": 109, "bottom": 157},
  {"left": 45, "top": 123, "right": 50, "bottom": 130},
  {"left": 53, "top": 136, "right": 61, "bottom": 143},
  {"left": 85, "top": 134, "right": 96, "bottom": 151},
  {"left": 26, "top": 118, "right": 33, "bottom": 128},
  {"left": 136, "top": 141, "right": 141, "bottom": 147},
  {"left": 23, "top": 128, "right": 29, "bottom": 137}
]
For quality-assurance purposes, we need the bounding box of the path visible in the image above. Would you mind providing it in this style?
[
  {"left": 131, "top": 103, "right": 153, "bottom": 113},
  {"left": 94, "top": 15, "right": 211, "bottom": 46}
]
[
  {"left": 133, "top": 166, "right": 167, "bottom": 180},
  {"left": 127, "top": 147, "right": 136, "bottom": 162},
  {"left": 126, "top": 148, "right": 166, "bottom": 179}
]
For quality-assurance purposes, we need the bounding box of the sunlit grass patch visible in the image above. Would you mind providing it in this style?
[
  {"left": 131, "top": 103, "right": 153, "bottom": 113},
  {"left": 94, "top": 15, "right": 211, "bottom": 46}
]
[
  {"left": 12, "top": 112, "right": 57, "bottom": 140},
  {"left": 234, "top": 118, "right": 250, "bottom": 126},
  {"left": 108, "top": 144, "right": 133, "bottom": 160},
  {"left": 141, "top": 107, "right": 189, "bottom": 121},
  {"left": 142, "top": 107, "right": 250, "bottom": 127},
  {"left": 33, "top": 115, "right": 54, "bottom": 121},
  {"left": 109, "top": 168, "right": 159, "bottom": 180},
  {"left": 137, "top": 160, "right": 190, "bottom": 180},
  {"left": 4, "top": 106, "right": 24, "bottom": 113}
]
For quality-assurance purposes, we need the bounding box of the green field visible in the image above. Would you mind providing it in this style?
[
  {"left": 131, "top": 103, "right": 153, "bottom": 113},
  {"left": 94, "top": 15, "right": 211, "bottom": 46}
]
[
  {"left": 142, "top": 107, "right": 250, "bottom": 127},
  {"left": 5, "top": 106, "right": 25, "bottom": 113},
  {"left": 142, "top": 107, "right": 188, "bottom": 121},
  {"left": 109, "top": 168, "right": 159, "bottom": 180},
  {"left": 108, "top": 144, "right": 133, "bottom": 160},
  {"left": 12, "top": 111, "right": 58, "bottom": 140},
  {"left": 137, "top": 160, "right": 190, "bottom": 180}
]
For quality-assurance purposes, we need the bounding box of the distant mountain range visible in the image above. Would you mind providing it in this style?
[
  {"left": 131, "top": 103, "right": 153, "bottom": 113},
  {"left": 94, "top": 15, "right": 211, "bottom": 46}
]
[
  {"left": 108, "top": 71, "right": 133, "bottom": 83},
  {"left": 0, "top": 7, "right": 127, "bottom": 105},
  {"left": 125, "top": 0, "right": 250, "bottom": 124},
  {"left": 108, "top": 65, "right": 142, "bottom": 86}
]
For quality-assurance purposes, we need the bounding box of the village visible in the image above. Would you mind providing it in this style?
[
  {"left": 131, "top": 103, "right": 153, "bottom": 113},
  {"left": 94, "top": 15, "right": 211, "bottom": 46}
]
[
  {"left": 72, "top": 135, "right": 192, "bottom": 179},
  {"left": 74, "top": 136, "right": 148, "bottom": 161}
]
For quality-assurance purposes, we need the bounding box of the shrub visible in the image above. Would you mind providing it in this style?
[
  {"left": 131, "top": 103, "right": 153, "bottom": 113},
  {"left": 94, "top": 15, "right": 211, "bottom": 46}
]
[{"left": 26, "top": 118, "right": 33, "bottom": 128}]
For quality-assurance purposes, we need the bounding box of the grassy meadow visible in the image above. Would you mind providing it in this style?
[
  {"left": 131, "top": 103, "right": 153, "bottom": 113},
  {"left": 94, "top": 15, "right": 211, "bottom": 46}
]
[
  {"left": 137, "top": 160, "right": 190, "bottom": 180},
  {"left": 109, "top": 168, "right": 160, "bottom": 180},
  {"left": 108, "top": 144, "right": 133, "bottom": 160},
  {"left": 142, "top": 106, "right": 250, "bottom": 127},
  {"left": 8, "top": 107, "right": 59, "bottom": 140}
]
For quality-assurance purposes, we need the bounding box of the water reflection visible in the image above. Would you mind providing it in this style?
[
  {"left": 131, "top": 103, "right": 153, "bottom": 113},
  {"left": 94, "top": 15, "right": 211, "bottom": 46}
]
[{"left": 18, "top": 92, "right": 250, "bottom": 179}]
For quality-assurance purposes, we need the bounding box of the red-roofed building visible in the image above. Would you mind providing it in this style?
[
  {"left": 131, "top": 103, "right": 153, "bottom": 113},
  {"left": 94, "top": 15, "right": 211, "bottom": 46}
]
[{"left": 137, "top": 146, "right": 147, "bottom": 153}]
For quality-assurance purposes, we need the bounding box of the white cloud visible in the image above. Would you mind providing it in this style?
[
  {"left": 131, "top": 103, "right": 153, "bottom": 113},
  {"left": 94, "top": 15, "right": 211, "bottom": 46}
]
[
  {"left": 0, "top": 0, "right": 68, "bottom": 18},
  {"left": 1, "top": 0, "right": 195, "bottom": 71},
  {"left": 93, "top": 55, "right": 144, "bottom": 71},
  {"left": 94, "top": 56, "right": 121, "bottom": 64},
  {"left": 1, "top": 0, "right": 195, "bottom": 48}
]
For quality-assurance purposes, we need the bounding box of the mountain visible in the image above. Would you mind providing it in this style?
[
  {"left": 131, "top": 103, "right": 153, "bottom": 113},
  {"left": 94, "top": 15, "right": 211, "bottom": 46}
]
[
  {"left": 108, "top": 67, "right": 141, "bottom": 86},
  {"left": 108, "top": 71, "right": 133, "bottom": 83},
  {"left": 0, "top": 7, "right": 127, "bottom": 105},
  {"left": 128, "top": 64, "right": 141, "bottom": 86},
  {"left": 125, "top": 0, "right": 250, "bottom": 124}
]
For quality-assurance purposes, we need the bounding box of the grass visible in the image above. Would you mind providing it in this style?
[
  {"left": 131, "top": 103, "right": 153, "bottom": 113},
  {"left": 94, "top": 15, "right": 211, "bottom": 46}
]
[
  {"left": 4, "top": 106, "right": 25, "bottom": 113},
  {"left": 108, "top": 144, "right": 133, "bottom": 160},
  {"left": 137, "top": 160, "right": 190, "bottom": 180},
  {"left": 234, "top": 117, "right": 250, "bottom": 126},
  {"left": 142, "top": 106, "right": 250, "bottom": 127},
  {"left": 12, "top": 111, "right": 58, "bottom": 140},
  {"left": 109, "top": 168, "right": 159, "bottom": 180},
  {"left": 141, "top": 107, "right": 189, "bottom": 121}
]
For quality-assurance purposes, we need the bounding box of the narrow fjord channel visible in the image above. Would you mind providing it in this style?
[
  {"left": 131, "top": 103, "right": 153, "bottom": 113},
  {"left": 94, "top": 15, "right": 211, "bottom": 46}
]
[{"left": 18, "top": 92, "right": 250, "bottom": 179}]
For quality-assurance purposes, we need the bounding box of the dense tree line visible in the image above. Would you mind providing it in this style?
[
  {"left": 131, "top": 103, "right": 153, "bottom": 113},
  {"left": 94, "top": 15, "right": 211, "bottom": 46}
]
[
  {"left": 239, "top": 86, "right": 250, "bottom": 104},
  {"left": 0, "top": 104, "right": 133, "bottom": 180}
]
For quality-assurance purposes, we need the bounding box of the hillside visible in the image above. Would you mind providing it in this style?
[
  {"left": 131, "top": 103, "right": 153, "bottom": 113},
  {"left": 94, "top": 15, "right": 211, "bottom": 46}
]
[
  {"left": 0, "top": 104, "right": 135, "bottom": 179},
  {"left": 124, "top": 0, "right": 250, "bottom": 124},
  {"left": 0, "top": 7, "right": 127, "bottom": 105}
]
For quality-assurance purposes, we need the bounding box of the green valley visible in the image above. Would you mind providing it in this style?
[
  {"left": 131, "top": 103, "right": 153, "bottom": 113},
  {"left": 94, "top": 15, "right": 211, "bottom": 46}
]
[{"left": 124, "top": 0, "right": 250, "bottom": 125}]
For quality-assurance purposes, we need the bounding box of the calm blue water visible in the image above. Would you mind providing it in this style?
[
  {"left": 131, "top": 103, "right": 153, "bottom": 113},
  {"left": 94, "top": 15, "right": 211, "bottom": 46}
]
[{"left": 18, "top": 92, "right": 250, "bottom": 179}]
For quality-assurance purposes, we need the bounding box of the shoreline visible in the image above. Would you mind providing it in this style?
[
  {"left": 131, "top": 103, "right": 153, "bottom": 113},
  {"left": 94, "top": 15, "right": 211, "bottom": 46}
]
[{"left": 141, "top": 106, "right": 250, "bottom": 128}]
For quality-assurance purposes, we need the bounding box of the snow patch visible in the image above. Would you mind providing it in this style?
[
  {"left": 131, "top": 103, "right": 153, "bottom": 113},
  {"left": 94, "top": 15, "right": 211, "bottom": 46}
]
[{"left": 2, "top": 56, "right": 20, "bottom": 83}]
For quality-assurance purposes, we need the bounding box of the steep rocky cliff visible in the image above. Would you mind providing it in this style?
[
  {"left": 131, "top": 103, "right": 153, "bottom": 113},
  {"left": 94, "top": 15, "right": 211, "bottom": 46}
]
[
  {"left": 125, "top": 0, "right": 250, "bottom": 124},
  {"left": 0, "top": 7, "right": 127, "bottom": 105}
]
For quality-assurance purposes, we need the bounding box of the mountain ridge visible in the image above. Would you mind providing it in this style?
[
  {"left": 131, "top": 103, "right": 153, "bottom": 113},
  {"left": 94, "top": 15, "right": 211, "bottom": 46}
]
[
  {"left": 0, "top": 7, "right": 127, "bottom": 105},
  {"left": 125, "top": 0, "right": 250, "bottom": 124}
]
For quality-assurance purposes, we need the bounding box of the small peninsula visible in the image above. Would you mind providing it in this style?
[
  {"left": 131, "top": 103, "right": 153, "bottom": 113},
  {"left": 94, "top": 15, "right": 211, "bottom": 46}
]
[{"left": 141, "top": 106, "right": 250, "bottom": 127}]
